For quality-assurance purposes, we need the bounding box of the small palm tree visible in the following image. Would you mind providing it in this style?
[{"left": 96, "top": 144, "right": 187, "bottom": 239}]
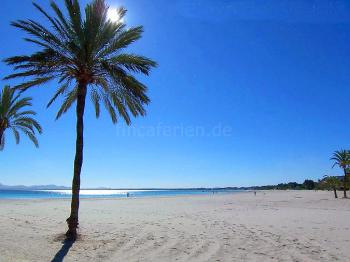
[
  {"left": 331, "top": 150, "right": 350, "bottom": 198},
  {"left": 0, "top": 86, "right": 42, "bottom": 150},
  {"left": 323, "top": 175, "right": 340, "bottom": 199},
  {"left": 4, "top": 0, "right": 156, "bottom": 239}
]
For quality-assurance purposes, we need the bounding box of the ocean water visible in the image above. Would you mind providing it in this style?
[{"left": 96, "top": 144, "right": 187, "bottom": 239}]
[{"left": 0, "top": 189, "right": 243, "bottom": 199}]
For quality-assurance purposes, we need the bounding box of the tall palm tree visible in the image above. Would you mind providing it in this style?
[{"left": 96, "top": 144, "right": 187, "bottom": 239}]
[
  {"left": 0, "top": 86, "right": 42, "bottom": 150},
  {"left": 4, "top": 0, "right": 156, "bottom": 239},
  {"left": 331, "top": 150, "right": 350, "bottom": 198}
]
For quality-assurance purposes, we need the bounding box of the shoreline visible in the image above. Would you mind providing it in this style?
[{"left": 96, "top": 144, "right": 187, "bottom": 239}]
[{"left": 0, "top": 189, "right": 249, "bottom": 201}]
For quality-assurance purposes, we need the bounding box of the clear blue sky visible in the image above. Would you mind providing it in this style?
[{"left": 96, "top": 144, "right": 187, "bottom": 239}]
[{"left": 1, "top": 0, "right": 350, "bottom": 188}]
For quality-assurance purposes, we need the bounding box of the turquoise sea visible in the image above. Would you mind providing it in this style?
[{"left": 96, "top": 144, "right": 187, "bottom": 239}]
[{"left": 0, "top": 189, "right": 243, "bottom": 199}]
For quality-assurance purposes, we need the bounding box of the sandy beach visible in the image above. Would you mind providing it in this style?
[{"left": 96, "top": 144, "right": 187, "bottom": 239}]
[{"left": 0, "top": 190, "right": 349, "bottom": 261}]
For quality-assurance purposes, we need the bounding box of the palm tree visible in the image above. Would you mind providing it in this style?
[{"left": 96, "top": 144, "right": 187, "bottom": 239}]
[
  {"left": 331, "top": 150, "right": 350, "bottom": 198},
  {"left": 4, "top": 0, "right": 156, "bottom": 240},
  {"left": 323, "top": 175, "right": 340, "bottom": 199},
  {"left": 0, "top": 86, "right": 42, "bottom": 150}
]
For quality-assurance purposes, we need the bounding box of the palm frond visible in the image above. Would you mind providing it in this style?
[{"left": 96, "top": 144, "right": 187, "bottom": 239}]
[
  {"left": 47, "top": 82, "right": 70, "bottom": 108},
  {"left": 102, "top": 95, "right": 117, "bottom": 123},
  {"left": 110, "top": 54, "right": 157, "bottom": 75},
  {"left": 14, "top": 77, "right": 54, "bottom": 92},
  {"left": 331, "top": 149, "right": 350, "bottom": 169},
  {"left": 0, "top": 133, "right": 5, "bottom": 151},
  {"left": 0, "top": 86, "right": 42, "bottom": 150},
  {"left": 98, "top": 26, "right": 144, "bottom": 58},
  {"left": 56, "top": 87, "right": 78, "bottom": 119},
  {"left": 90, "top": 88, "right": 101, "bottom": 118},
  {"left": 11, "top": 127, "right": 20, "bottom": 144}
]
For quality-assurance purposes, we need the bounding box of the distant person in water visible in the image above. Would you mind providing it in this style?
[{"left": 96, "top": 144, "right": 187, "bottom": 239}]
[
  {"left": 254, "top": 191, "right": 256, "bottom": 196},
  {"left": 126, "top": 192, "right": 130, "bottom": 198}
]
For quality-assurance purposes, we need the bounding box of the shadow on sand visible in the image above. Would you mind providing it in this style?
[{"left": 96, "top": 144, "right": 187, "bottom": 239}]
[{"left": 51, "top": 239, "right": 75, "bottom": 262}]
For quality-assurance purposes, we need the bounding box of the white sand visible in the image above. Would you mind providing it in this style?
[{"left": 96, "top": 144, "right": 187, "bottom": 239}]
[{"left": 0, "top": 190, "right": 349, "bottom": 261}]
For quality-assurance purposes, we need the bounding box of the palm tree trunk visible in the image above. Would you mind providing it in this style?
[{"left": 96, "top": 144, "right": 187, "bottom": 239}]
[
  {"left": 333, "top": 187, "right": 338, "bottom": 198},
  {"left": 66, "top": 81, "right": 87, "bottom": 240},
  {"left": 343, "top": 168, "right": 347, "bottom": 198}
]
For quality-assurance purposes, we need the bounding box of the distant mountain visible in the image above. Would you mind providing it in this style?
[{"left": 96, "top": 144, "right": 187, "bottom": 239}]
[{"left": 0, "top": 183, "right": 70, "bottom": 190}]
